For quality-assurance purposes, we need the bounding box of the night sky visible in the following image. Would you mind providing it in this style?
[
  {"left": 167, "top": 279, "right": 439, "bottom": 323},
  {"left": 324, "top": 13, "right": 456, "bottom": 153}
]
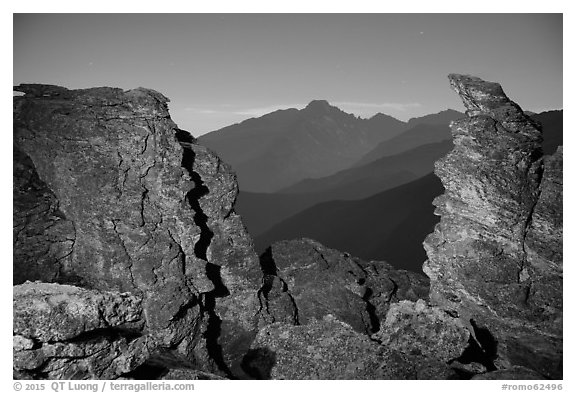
[{"left": 13, "top": 13, "right": 562, "bottom": 136}]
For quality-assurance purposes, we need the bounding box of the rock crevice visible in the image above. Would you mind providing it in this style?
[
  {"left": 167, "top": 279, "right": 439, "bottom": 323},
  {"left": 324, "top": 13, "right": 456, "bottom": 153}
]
[{"left": 13, "top": 84, "right": 261, "bottom": 379}]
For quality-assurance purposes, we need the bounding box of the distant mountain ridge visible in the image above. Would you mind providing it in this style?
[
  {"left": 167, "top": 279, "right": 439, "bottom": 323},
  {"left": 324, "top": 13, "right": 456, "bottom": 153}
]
[
  {"left": 236, "top": 140, "right": 453, "bottom": 237},
  {"left": 281, "top": 139, "right": 453, "bottom": 195},
  {"left": 254, "top": 174, "right": 444, "bottom": 273},
  {"left": 249, "top": 109, "right": 562, "bottom": 272},
  {"left": 199, "top": 100, "right": 409, "bottom": 192},
  {"left": 353, "top": 109, "right": 464, "bottom": 167}
]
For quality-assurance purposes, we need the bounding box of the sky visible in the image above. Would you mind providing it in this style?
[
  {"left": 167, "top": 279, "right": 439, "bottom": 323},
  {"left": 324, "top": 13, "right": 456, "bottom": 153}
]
[{"left": 13, "top": 13, "right": 562, "bottom": 136}]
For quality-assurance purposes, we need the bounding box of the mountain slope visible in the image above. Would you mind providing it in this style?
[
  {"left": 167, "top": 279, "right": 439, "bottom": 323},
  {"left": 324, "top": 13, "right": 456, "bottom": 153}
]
[
  {"left": 281, "top": 139, "right": 452, "bottom": 194},
  {"left": 199, "top": 100, "right": 408, "bottom": 192},
  {"left": 254, "top": 174, "right": 444, "bottom": 273},
  {"left": 237, "top": 140, "right": 452, "bottom": 237},
  {"left": 353, "top": 110, "right": 464, "bottom": 167},
  {"left": 406, "top": 108, "right": 464, "bottom": 127},
  {"left": 236, "top": 169, "right": 417, "bottom": 237},
  {"left": 531, "top": 110, "right": 562, "bottom": 155},
  {"left": 250, "top": 109, "right": 562, "bottom": 273}
]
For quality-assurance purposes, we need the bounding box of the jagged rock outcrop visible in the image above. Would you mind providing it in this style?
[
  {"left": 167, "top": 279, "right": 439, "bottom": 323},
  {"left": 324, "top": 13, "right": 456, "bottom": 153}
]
[
  {"left": 13, "top": 84, "right": 262, "bottom": 378},
  {"left": 257, "top": 239, "right": 429, "bottom": 334},
  {"left": 423, "top": 75, "right": 562, "bottom": 379}
]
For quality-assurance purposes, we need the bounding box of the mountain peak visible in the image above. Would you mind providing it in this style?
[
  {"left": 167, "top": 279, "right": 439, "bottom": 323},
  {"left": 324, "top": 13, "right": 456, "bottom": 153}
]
[
  {"left": 369, "top": 112, "right": 403, "bottom": 123},
  {"left": 304, "top": 99, "right": 334, "bottom": 112}
]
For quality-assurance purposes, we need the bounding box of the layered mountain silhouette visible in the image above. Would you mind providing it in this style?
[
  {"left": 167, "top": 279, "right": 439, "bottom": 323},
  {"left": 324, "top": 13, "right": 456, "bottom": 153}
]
[
  {"left": 281, "top": 139, "right": 453, "bottom": 195},
  {"left": 199, "top": 102, "right": 561, "bottom": 273},
  {"left": 199, "top": 100, "right": 408, "bottom": 192},
  {"left": 236, "top": 140, "right": 453, "bottom": 236},
  {"left": 249, "top": 110, "right": 562, "bottom": 272},
  {"left": 353, "top": 109, "right": 464, "bottom": 167},
  {"left": 254, "top": 174, "right": 444, "bottom": 273}
]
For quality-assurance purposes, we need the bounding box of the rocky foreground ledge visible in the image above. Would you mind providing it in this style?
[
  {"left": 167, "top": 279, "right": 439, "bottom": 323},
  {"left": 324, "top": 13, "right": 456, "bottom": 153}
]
[{"left": 13, "top": 76, "right": 562, "bottom": 380}]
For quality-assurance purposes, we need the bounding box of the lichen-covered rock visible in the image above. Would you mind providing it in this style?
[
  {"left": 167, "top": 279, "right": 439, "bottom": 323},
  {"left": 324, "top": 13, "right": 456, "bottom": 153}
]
[
  {"left": 422, "top": 75, "right": 562, "bottom": 379},
  {"left": 246, "top": 315, "right": 417, "bottom": 379},
  {"left": 258, "top": 239, "right": 429, "bottom": 334},
  {"left": 13, "top": 84, "right": 262, "bottom": 378},
  {"left": 373, "top": 299, "right": 469, "bottom": 362},
  {"left": 13, "top": 282, "right": 147, "bottom": 379}
]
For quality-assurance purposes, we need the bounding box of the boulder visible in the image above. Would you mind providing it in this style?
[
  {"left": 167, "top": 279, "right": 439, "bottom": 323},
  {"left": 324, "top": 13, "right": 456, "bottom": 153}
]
[
  {"left": 245, "top": 315, "right": 416, "bottom": 379},
  {"left": 13, "top": 282, "right": 147, "bottom": 379},
  {"left": 373, "top": 299, "right": 469, "bottom": 362}
]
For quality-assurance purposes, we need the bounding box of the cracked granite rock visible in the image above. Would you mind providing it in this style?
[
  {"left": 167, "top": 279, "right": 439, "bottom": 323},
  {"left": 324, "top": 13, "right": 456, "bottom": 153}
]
[
  {"left": 257, "top": 238, "right": 429, "bottom": 334},
  {"left": 13, "top": 282, "right": 147, "bottom": 379},
  {"left": 422, "top": 75, "right": 562, "bottom": 379},
  {"left": 13, "top": 84, "right": 261, "bottom": 378}
]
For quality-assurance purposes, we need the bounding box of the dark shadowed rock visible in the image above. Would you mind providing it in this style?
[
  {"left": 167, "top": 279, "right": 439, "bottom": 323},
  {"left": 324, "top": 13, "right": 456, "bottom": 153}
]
[
  {"left": 257, "top": 239, "right": 429, "bottom": 334},
  {"left": 13, "top": 145, "right": 76, "bottom": 285},
  {"left": 13, "top": 84, "right": 261, "bottom": 378},
  {"left": 246, "top": 315, "right": 417, "bottom": 379},
  {"left": 423, "top": 75, "right": 562, "bottom": 379}
]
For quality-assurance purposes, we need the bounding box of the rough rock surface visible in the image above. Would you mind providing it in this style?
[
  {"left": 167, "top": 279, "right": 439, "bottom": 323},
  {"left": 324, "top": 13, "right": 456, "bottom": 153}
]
[
  {"left": 13, "top": 282, "right": 147, "bottom": 379},
  {"left": 13, "top": 84, "right": 261, "bottom": 378},
  {"left": 13, "top": 145, "right": 76, "bottom": 285},
  {"left": 246, "top": 315, "right": 417, "bottom": 379},
  {"left": 257, "top": 238, "right": 429, "bottom": 334},
  {"left": 373, "top": 299, "right": 469, "bottom": 363},
  {"left": 423, "top": 75, "right": 562, "bottom": 379}
]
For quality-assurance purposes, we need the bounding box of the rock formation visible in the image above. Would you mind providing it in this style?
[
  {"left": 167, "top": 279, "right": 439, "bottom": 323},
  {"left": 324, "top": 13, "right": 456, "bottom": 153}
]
[
  {"left": 13, "top": 75, "right": 562, "bottom": 380},
  {"left": 423, "top": 75, "right": 563, "bottom": 379},
  {"left": 257, "top": 238, "right": 429, "bottom": 333},
  {"left": 243, "top": 239, "right": 470, "bottom": 379},
  {"left": 13, "top": 84, "right": 262, "bottom": 378}
]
